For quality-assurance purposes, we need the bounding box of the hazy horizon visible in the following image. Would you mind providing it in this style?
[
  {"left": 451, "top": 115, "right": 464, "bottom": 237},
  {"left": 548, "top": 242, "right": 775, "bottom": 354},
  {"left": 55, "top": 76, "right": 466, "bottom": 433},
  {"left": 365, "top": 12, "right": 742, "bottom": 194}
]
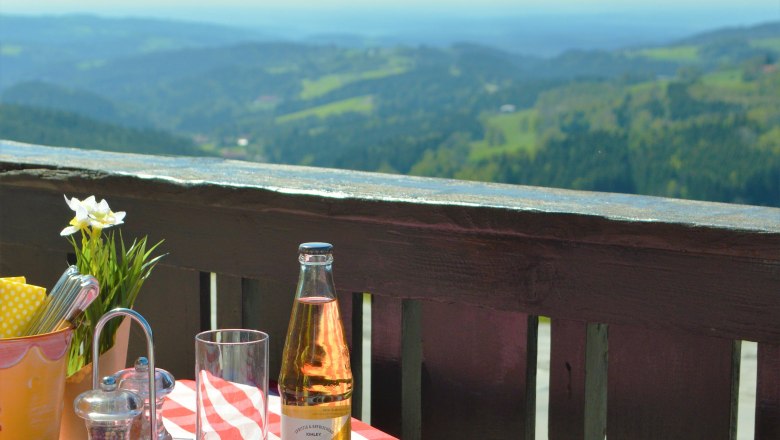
[
  {"left": 1, "top": 1, "right": 779, "bottom": 56},
  {"left": 2, "top": 1, "right": 778, "bottom": 29}
]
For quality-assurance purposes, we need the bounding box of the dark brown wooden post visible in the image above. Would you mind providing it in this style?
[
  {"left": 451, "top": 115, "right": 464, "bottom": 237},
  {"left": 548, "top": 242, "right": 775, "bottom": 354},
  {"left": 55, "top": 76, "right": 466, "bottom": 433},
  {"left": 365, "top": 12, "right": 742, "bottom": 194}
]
[
  {"left": 526, "top": 315, "right": 539, "bottom": 440},
  {"left": 420, "top": 301, "right": 537, "bottom": 439},
  {"left": 607, "top": 324, "right": 738, "bottom": 439},
  {"left": 401, "top": 299, "right": 422, "bottom": 440},
  {"left": 242, "top": 277, "right": 295, "bottom": 383},
  {"left": 215, "top": 274, "right": 243, "bottom": 328},
  {"left": 549, "top": 319, "right": 587, "bottom": 439},
  {"left": 756, "top": 343, "right": 780, "bottom": 439},
  {"left": 584, "top": 323, "right": 608, "bottom": 440},
  {"left": 129, "top": 264, "right": 201, "bottom": 380},
  {"left": 198, "top": 271, "right": 211, "bottom": 332},
  {"left": 0, "top": 243, "right": 68, "bottom": 288},
  {"left": 369, "top": 295, "right": 402, "bottom": 436},
  {"left": 730, "top": 340, "right": 741, "bottom": 440}
]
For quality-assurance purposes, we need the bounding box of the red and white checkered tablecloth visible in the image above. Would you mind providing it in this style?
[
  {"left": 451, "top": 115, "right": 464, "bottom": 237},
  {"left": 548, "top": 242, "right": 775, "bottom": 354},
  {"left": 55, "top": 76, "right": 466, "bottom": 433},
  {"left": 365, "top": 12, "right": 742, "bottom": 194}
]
[{"left": 162, "top": 380, "right": 398, "bottom": 440}]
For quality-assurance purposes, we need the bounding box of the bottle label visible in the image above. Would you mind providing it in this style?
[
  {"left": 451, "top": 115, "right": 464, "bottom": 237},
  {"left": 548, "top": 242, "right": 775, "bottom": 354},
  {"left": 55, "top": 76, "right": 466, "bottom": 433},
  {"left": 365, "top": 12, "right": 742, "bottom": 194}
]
[{"left": 281, "top": 405, "right": 351, "bottom": 439}]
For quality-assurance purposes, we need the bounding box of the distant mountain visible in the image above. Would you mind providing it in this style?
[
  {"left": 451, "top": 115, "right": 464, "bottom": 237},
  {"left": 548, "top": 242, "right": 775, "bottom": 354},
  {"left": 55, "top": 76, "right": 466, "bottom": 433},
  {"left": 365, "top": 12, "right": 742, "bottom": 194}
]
[
  {"left": 0, "top": 14, "right": 267, "bottom": 52},
  {"left": 302, "top": 33, "right": 382, "bottom": 48},
  {"left": 676, "top": 22, "right": 780, "bottom": 45},
  {"left": 144, "top": 7, "right": 776, "bottom": 56},
  {"left": 0, "top": 16, "right": 778, "bottom": 207},
  {"left": 0, "top": 14, "right": 269, "bottom": 88}
]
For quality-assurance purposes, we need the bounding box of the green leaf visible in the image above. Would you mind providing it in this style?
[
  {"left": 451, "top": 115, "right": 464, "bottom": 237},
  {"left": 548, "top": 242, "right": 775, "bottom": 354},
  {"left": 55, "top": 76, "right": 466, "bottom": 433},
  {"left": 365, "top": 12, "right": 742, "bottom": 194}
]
[{"left": 65, "top": 226, "right": 165, "bottom": 376}]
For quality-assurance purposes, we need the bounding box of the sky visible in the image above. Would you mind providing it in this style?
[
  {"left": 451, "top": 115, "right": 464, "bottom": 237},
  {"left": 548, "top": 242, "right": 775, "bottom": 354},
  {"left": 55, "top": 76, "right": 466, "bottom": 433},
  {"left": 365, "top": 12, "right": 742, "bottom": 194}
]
[
  {"left": 2, "top": 0, "right": 778, "bottom": 54},
  {"left": 2, "top": 0, "right": 779, "bottom": 16},
  {"left": 1, "top": 0, "right": 777, "bottom": 7}
]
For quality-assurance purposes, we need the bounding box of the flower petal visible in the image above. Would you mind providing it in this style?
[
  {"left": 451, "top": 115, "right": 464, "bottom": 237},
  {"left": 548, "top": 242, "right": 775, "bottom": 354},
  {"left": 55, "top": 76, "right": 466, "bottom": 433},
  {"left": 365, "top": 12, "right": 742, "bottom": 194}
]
[
  {"left": 65, "top": 195, "right": 80, "bottom": 211},
  {"left": 95, "top": 199, "right": 110, "bottom": 216},
  {"left": 113, "top": 211, "right": 126, "bottom": 223},
  {"left": 89, "top": 219, "right": 106, "bottom": 229},
  {"left": 60, "top": 225, "right": 80, "bottom": 236},
  {"left": 82, "top": 196, "right": 97, "bottom": 211},
  {"left": 75, "top": 204, "right": 89, "bottom": 221}
]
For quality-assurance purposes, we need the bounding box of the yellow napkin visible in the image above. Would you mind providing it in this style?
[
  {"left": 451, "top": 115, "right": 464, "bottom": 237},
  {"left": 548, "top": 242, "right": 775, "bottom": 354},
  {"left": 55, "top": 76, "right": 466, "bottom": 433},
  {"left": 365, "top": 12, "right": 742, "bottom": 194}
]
[{"left": 0, "top": 277, "right": 47, "bottom": 338}]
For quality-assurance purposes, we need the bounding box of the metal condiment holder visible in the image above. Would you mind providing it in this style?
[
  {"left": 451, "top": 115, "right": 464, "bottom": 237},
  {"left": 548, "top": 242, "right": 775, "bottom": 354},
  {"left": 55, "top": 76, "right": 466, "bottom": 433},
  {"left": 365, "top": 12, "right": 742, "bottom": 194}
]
[{"left": 92, "top": 308, "right": 157, "bottom": 440}]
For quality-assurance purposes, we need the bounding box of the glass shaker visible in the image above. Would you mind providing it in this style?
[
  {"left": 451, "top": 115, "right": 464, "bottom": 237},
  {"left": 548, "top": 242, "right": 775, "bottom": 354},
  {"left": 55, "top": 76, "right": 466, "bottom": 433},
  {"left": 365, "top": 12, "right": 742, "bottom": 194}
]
[
  {"left": 116, "top": 357, "right": 175, "bottom": 440},
  {"left": 74, "top": 375, "right": 143, "bottom": 440}
]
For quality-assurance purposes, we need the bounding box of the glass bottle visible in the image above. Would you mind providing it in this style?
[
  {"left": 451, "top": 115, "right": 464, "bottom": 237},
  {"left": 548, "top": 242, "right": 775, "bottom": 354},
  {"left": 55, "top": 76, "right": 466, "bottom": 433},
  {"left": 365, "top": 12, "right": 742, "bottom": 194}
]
[{"left": 278, "top": 242, "right": 353, "bottom": 440}]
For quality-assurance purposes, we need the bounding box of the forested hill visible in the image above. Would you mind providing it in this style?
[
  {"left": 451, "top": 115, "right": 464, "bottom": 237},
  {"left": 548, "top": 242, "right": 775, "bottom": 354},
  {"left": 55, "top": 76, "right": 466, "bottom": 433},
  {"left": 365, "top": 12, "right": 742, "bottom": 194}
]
[
  {"left": 0, "top": 15, "right": 778, "bottom": 207},
  {"left": 0, "top": 104, "right": 200, "bottom": 156}
]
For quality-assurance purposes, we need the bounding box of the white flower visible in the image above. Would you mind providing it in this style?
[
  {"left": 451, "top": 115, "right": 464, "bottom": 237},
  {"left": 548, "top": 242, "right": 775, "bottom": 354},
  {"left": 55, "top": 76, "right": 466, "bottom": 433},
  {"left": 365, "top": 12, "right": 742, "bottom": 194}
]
[
  {"left": 89, "top": 198, "right": 126, "bottom": 229},
  {"left": 60, "top": 195, "right": 126, "bottom": 235},
  {"left": 60, "top": 201, "right": 90, "bottom": 236},
  {"left": 66, "top": 195, "right": 97, "bottom": 213}
]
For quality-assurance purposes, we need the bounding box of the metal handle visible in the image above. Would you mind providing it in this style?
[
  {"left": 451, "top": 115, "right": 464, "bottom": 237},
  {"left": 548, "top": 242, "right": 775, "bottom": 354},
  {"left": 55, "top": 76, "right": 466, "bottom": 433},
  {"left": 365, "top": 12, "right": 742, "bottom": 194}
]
[{"left": 92, "top": 308, "right": 157, "bottom": 440}]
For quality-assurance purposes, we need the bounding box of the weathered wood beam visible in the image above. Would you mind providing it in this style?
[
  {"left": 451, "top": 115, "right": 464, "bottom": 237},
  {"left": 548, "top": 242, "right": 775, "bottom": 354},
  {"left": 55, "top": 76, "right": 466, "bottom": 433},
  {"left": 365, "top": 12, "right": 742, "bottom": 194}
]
[{"left": 2, "top": 141, "right": 779, "bottom": 345}]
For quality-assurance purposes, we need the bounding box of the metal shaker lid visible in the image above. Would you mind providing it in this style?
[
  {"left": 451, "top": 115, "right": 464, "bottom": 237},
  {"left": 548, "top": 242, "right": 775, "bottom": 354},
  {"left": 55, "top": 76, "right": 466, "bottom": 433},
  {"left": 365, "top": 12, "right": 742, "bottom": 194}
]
[
  {"left": 115, "top": 357, "right": 176, "bottom": 400},
  {"left": 74, "top": 375, "right": 143, "bottom": 423}
]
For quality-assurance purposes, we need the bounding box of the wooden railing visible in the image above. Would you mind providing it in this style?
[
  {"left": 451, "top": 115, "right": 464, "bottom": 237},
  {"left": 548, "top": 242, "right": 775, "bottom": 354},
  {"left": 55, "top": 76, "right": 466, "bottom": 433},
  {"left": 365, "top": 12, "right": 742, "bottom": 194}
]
[{"left": 2, "top": 140, "right": 779, "bottom": 439}]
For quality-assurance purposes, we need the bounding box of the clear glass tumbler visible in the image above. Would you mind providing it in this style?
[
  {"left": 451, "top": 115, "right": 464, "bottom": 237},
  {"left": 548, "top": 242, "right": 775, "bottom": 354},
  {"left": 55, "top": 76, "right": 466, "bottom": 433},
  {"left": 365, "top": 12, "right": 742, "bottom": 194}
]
[{"left": 195, "top": 329, "right": 269, "bottom": 440}]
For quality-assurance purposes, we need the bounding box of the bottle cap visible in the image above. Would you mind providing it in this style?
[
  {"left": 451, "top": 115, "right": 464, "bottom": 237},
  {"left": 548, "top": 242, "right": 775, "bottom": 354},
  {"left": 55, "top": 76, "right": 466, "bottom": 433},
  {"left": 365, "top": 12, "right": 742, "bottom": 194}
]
[{"left": 298, "top": 242, "right": 333, "bottom": 255}]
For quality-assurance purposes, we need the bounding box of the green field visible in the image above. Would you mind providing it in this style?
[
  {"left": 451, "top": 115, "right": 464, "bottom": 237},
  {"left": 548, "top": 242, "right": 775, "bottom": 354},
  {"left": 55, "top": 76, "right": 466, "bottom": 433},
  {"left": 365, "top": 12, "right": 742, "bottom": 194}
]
[
  {"left": 701, "top": 69, "right": 744, "bottom": 86},
  {"left": 634, "top": 45, "right": 699, "bottom": 62},
  {"left": 469, "top": 110, "right": 539, "bottom": 160},
  {"left": 751, "top": 38, "right": 780, "bottom": 52},
  {"left": 699, "top": 69, "right": 758, "bottom": 93},
  {"left": 688, "top": 69, "right": 765, "bottom": 105},
  {"left": 300, "top": 58, "right": 410, "bottom": 100},
  {"left": 276, "top": 95, "right": 374, "bottom": 123},
  {"left": 265, "top": 65, "right": 299, "bottom": 74}
]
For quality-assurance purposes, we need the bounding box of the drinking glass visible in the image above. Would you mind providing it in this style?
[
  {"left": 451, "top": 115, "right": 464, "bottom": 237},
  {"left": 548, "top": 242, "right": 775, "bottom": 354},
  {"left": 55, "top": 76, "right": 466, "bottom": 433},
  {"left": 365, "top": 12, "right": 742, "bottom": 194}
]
[{"left": 195, "top": 329, "right": 269, "bottom": 440}]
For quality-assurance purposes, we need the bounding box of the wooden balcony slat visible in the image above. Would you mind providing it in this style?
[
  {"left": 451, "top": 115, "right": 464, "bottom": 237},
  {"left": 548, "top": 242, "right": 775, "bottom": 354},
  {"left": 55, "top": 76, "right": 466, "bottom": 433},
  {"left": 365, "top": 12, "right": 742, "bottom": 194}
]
[
  {"left": 215, "top": 274, "right": 243, "bottom": 329},
  {"left": 756, "top": 343, "right": 780, "bottom": 440},
  {"left": 401, "top": 299, "right": 422, "bottom": 440},
  {"left": 241, "top": 277, "right": 293, "bottom": 384},
  {"left": 371, "top": 296, "right": 403, "bottom": 435},
  {"left": 128, "top": 264, "right": 201, "bottom": 381},
  {"left": 420, "top": 302, "right": 537, "bottom": 439},
  {"left": 549, "top": 319, "right": 588, "bottom": 439},
  {"left": 584, "top": 323, "right": 608, "bottom": 439},
  {"left": 0, "top": 242, "right": 66, "bottom": 289},
  {"left": 198, "top": 271, "right": 210, "bottom": 332},
  {"left": 607, "top": 324, "right": 739, "bottom": 439},
  {"left": 525, "top": 315, "right": 539, "bottom": 440}
]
